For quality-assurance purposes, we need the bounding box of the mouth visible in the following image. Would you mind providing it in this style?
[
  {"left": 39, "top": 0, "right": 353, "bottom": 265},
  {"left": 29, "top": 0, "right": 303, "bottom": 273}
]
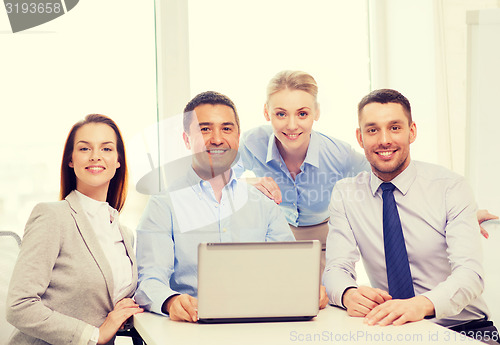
[
  {"left": 375, "top": 150, "right": 397, "bottom": 160},
  {"left": 86, "top": 166, "right": 105, "bottom": 174},
  {"left": 282, "top": 132, "right": 302, "bottom": 140},
  {"left": 206, "top": 149, "right": 228, "bottom": 155}
]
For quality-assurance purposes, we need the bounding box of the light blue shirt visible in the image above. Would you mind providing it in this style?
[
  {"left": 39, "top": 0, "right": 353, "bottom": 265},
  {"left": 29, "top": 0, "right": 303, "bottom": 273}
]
[
  {"left": 135, "top": 166, "right": 295, "bottom": 315},
  {"left": 324, "top": 160, "right": 489, "bottom": 327},
  {"left": 240, "top": 125, "right": 369, "bottom": 226}
]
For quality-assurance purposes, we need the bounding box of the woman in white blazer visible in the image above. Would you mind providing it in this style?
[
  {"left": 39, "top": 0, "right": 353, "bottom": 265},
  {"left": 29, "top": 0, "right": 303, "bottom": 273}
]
[{"left": 7, "top": 114, "right": 143, "bottom": 345}]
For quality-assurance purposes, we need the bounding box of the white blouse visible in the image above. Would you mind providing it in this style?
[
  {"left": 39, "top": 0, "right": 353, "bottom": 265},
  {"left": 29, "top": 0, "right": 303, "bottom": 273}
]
[{"left": 74, "top": 190, "right": 133, "bottom": 304}]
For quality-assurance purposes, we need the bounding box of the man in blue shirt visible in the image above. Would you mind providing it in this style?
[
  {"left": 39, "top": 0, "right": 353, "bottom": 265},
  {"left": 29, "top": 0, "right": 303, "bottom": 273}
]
[{"left": 134, "top": 91, "right": 298, "bottom": 323}]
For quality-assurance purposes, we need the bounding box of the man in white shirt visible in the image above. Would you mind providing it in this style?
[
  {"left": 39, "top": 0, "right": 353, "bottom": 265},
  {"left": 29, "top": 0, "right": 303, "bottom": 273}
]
[{"left": 323, "top": 89, "right": 498, "bottom": 343}]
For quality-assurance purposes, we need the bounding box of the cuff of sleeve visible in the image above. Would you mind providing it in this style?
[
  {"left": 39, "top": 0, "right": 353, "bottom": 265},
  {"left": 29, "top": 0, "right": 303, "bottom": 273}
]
[
  {"left": 151, "top": 291, "right": 180, "bottom": 316},
  {"left": 78, "top": 324, "right": 97, "bottom": 345},
  {"left": 341, "top": 286, "right": 358, "bottom": 309},
  {"left": 421, "top": 290, "right": 441, "bottom": 319},
  {"left": 324, "top": 270, "right": 358, "bottom": 307},
  {"left": 88, "top": 327, "right": 99, "bottom": 345}
]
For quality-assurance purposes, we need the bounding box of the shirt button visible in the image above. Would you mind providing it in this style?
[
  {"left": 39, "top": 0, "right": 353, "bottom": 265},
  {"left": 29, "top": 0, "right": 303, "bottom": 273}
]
[
  {"left": 223, "top": 228, "right": 227, "bottom": 232},
  {"left": 215, "top": 204, "right": 219, "bottom": 208}
]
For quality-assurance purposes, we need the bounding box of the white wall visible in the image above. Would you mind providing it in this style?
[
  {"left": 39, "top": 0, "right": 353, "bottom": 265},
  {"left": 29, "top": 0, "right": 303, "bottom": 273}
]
[
  {"left": 0, "top": 1, "right": 157, "bottom": 232},
  {"left": 369, "top": 0, "right": 438, "bottom": 165},
  {"left": 188, "top": 0, "right": 371, "bottom": 151}
]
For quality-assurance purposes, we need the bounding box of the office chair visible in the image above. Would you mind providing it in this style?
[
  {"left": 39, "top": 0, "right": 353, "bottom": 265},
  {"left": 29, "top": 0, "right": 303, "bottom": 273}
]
[
  {"left": 116, "top": 326, "right": 144, "bottom": 345},
  {"left": 0, "top": 231, "right": 22, "bottom": 344}
]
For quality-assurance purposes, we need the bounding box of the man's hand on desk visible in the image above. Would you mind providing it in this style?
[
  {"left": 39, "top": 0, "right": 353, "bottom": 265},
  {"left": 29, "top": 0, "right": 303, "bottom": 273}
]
[
  {"left": 319, "top": 285, "right": 328, "bottom": 309},
  {"left": 164, "top": 294, "right": 198, "bottom": 323},
  {"left": 364, "top": 295, "right": 435, "bottom": 326},
  {"left": 342, "top": 286, "right": 391, "bottom": 317}
]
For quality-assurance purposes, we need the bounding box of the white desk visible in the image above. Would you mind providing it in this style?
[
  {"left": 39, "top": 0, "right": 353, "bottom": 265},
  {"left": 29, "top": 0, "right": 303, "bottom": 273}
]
[{"left": 134, "top": 306, "right": 483, "bottom": 345}]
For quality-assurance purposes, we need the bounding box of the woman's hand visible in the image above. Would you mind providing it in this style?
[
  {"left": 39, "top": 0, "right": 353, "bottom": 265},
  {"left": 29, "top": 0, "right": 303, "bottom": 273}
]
[
  {"left": 244, "top": 177, "right": 282, "bottom": 204},
  {"left": 98, "top": 298, "right": 143, "bottom": 344},
  {"left": 477, "top": 209, "right": 498, "bottom": 239}
]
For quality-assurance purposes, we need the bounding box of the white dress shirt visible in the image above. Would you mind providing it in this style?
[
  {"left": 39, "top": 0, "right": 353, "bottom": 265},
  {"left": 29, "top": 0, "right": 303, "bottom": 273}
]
[
  {"left": 75, "top": 191, "right": 133, "bottom": 304},
  {"left": 324, "top": 160, "right": 490, "bottom": 327}
]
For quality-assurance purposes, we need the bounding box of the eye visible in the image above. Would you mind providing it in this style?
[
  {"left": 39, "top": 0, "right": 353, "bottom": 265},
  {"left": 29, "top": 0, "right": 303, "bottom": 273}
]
[
  {"left": 367, "top": 128, "right": 377, "bottom": 134},
  {"left": 275, "top": 112, "right": 286, "bottom": 118},
  {"left": 391, "top": 125, "right": 401, "bottom": 131},
  {"left": 79, "top": 147, "right": 90, "bottom": 151},
  {"left": 298, "top": 111, "right": 308, "bottom": 117},
  {"left": 222, "top": 127, "right": 233, "bottom": 133},
  {"left": 102, "top": 147, "right": 113, "bottom": 152},
  {"left": 200, "top": 127, "right": 211, "bottom": 132}
]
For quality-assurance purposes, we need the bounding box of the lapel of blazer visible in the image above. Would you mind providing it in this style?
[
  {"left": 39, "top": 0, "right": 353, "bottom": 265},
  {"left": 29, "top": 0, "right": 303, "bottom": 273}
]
[
  {"left": 65, "top": 191, "right": 115, "bottom": 303},
  {"left": 115, "top": 224, "right": 138, "bottom": 301}
]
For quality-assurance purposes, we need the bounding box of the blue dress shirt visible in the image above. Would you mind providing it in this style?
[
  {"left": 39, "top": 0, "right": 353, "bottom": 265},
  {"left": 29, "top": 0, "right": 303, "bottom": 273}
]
[
  {"left": 240, "top": 125, "right": 369, "bottom": 226},
  {"left": 324, "top": 160, "right": 490, "bottom": 327},
  {"left": 134, "top": 166, "right": 295, "bottom": 315}
]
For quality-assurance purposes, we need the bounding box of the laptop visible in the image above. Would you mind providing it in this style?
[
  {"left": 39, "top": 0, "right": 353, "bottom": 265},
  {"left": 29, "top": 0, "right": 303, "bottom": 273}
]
[{"left": 197, "top": 240, "right": 321, "bottom": 323}]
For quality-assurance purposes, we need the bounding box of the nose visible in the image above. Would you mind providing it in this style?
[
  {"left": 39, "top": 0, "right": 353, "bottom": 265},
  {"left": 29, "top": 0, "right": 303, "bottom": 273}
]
[
  {"left": 380, "top": 129, "right": 392, "bottom": 146},
  {"left": 287, "top": 115, "right": 298, "bottom": 131},
  {"left": 209, "top": 129, "right": 223, "bottom": 145},
  {"left": 89, "top": 149, "right": 101, "bottom": 161}
]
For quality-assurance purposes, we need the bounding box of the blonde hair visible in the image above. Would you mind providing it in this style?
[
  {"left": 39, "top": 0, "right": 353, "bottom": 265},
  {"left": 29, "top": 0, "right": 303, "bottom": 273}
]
[{"left": 266, "top": 70, "right": 318, "bottom": 104}]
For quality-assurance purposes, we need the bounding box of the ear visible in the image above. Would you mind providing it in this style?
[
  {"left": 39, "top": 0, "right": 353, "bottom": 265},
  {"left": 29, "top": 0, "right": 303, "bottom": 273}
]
[
  {"left": 314, "top": 103, "right": 320, "bottom": 121},
  {"left": 68, "top": 160, "right": 74, "bottom": 168},
  {"left": 116, "top": 160, "right": 121, "bottom": 168},
  {"left": 356, "top": 128, "right": 364, "bottom": 149},
  {"left": 263, "top": 104, "right": 271, "bottom": 121},
  {"left": 183, "top": 132, "right": 191, "bottom": 150},
  {"left": 409, "top": 121, "right": 417, "bottom": 144}
]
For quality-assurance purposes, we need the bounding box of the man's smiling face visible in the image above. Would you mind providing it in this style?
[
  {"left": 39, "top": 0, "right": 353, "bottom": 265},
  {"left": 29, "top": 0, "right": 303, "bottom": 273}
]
[
  {"left": 183, "top": 103, "right": 240, "bottom": 179},
  {"left": 356, "top": 102, "right": 416, "bottom": 182}
]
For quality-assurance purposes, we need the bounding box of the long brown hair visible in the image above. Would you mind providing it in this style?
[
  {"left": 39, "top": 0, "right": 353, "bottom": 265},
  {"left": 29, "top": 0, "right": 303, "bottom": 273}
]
[{"left": 59, "top": 114, "right": 128, "bottom": 211}]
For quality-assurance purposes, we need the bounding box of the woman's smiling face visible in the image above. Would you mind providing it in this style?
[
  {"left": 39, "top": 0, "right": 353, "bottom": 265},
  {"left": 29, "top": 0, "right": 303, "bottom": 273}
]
[
  {"left": 69, "top": 123, "right": 120, "bottom": 200},
  {"left": 265, "top": 88, "right": 319, "bottom": 156}
]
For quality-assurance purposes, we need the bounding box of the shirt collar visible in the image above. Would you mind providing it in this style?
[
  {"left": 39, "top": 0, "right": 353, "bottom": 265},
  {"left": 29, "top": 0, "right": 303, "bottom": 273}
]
[
  {"left": 266, "top": 133, "right": 281, "bottom": 164},
  {"left": 369, "top": 160, "right": 417, "bottom": 196},
  {"left": 304, "top": 131, "right": 320, "bottom": 168},
  {"left": 187, "top": 165, "right": 238, "bottom": 194},
  {"left": 265, "top": 131, "right": 320, "bottom": 168},
  {"left": 74, "top": 190, "right": 118, "bottom": 220}
]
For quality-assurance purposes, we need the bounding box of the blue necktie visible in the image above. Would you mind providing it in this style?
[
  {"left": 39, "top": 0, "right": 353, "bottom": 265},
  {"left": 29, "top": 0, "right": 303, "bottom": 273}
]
[{"left": 381, "top": 182, "right": 415, "bottom": 299}]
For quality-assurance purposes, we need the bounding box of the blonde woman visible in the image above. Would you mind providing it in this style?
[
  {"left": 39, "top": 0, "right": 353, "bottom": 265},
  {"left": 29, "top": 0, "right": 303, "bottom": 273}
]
[{"left": 240, "top": 71, "right": 369, "bottom": 272}]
